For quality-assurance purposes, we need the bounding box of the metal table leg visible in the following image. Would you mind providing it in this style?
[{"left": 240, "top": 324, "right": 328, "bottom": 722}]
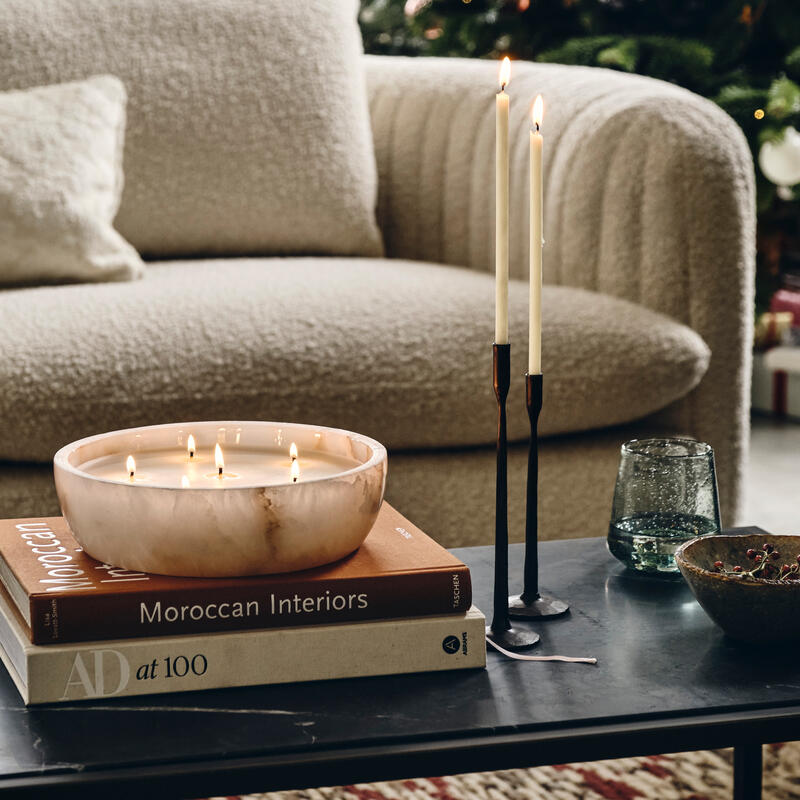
[{"left": 733, "top": 743, "right": 762, "bottom": 800}]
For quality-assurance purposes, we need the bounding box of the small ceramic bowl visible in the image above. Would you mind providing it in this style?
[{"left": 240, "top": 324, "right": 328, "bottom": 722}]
[{"left": 675, "top": 533, "right": 800, "bottom": 643}]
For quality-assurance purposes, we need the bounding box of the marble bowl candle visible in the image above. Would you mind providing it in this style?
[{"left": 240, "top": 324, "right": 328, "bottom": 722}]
[{"left": 53, "top": 421, "right": 387, "bottom": 577}]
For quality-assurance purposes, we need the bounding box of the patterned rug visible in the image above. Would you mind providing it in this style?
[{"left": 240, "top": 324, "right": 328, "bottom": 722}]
[{"left": 211, "top": 742, "right": 800, "bottom": 800}]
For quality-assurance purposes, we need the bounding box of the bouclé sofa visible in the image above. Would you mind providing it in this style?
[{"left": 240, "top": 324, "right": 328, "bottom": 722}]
[{"left": 0, "top": 5, "right": 754, "bottom": 547}]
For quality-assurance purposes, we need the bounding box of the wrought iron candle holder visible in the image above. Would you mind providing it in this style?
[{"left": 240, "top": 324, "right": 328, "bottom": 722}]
[
  {"left": 485, "top": 344, "right": 540, "bottom": 651},
  {"left": 508, "top": 373, "right": 570, "bottom": 619}
]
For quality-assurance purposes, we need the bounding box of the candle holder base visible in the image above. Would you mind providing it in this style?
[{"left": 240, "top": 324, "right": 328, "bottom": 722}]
[
  {"left": 485, "top": 625, "right": 540, "bottom": 651},
  {"left": 508, "top": 593, "right": 569, "bottom": 619}
]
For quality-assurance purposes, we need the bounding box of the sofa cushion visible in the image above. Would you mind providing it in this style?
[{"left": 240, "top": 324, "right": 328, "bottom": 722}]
[
  {"left": 0, "top": 76, "right": 142, "bottom": 285},
  {"left": 0, "top": 258, "right": 710, "bottom": 462},
  {"left": 0, "top": 0, "right": 382, "bottom": 260}
]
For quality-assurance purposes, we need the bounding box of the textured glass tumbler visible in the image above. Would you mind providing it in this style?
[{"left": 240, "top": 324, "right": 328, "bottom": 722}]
[{"left": 608, "top": 438, "right": 721, "bottom": 575}]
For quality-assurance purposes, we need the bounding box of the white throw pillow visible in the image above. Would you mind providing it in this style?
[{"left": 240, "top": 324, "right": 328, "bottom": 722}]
[
  {"left": 0, "top": 0, "right": 383, "bottom": 260},
  {"left": 0, "top": 76, "right": 143, "bottom": 284}
]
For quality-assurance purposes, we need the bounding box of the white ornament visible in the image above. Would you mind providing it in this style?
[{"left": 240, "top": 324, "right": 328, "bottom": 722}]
[{"left": 759, "top": 127, "right": 800, "bottom": 187}]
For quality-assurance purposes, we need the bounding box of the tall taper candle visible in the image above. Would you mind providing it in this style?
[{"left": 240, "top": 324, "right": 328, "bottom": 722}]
[
  {"left": 529, "top": 95, "right": 543, "bottom": 374},
  {"left": 495, "top": 57, "right": 511, "bottom": 345}
]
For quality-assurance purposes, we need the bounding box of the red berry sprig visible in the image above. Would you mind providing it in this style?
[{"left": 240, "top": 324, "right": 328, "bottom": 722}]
[{"left": 711, "top": 543, "right": 800, "bottom": 581}]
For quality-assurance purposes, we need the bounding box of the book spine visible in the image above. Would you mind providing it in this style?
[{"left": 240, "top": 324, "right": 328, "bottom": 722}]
[
  {"left": 24, "top": 610, "right": 486, "bottom": 704},
  {"left": 28, "top": 567, "right": 473, "bottom": 644}
]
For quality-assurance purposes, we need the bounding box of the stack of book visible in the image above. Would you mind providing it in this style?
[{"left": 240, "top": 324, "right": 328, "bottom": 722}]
[{"left": 0, "top": 503, "right": 485, "bottom": 704}]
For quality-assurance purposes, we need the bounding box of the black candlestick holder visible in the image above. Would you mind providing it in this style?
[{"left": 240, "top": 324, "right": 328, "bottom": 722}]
[
  {"left": 508, "top": 373, "right": 570, "bottom": 620},
  {"left": 486, "top": 344, "right": 540, "bottom": 651}
]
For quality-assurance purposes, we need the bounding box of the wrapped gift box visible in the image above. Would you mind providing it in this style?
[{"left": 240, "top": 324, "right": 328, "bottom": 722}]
[{"left": 753, "top": 347, "right": 800, "bottom": 419}]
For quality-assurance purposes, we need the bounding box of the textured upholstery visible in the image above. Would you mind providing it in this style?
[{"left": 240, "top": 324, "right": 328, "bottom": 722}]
[
  {"left": 0, "top": 258, "right": 708, "bottom": 463},
  {"left": 388, "top": 422, "right": 679, "bottom": 547},
  {"left": 0, "top": 0, "right": 383, "bottom": 260},
  {"left": 365, "top": 56, "right": 755, "bottom": 526},
  {"left": 0, "top": 76, "right": 142, "bottom": 284}
]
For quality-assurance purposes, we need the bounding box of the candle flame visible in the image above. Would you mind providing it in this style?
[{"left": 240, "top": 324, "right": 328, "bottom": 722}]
[
  {"left": 126, "top": 455, "right": 136, "bottom": 479},
  {"left": 289, "top": 442, "right": 298, "bottom": 461},
  {"left": 187, "top": 434, "right": 196, "bottom": 458},
  {"left": 291, "top": 459, "right": 300, "bottom": 483},
  {"left": 181, "top": 475, "right": 190, "bottom": 489},
  {"left": 532, "top": 95, "right": 543, "bottom": 129},
  {"left": 215, "top": 443, "right": 224, "bottom": 472},
  {"left": 499, "top": 57, "right": 511, "bottom": 91}
]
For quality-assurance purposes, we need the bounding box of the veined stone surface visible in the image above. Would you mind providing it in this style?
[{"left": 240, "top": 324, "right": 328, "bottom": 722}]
[{"left": 54, "top": 421, "right": 387, "bottom": 577}]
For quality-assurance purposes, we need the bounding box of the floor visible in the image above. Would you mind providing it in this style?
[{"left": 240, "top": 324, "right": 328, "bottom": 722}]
[{"left": 744, "top": 414, "right": 800, "bottom": 534}]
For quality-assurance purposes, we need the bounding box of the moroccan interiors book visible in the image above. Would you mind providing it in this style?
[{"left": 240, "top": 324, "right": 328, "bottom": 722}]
[
  {"left": 0, "top": 504, "right": 471, "bottom": 644},
  {"left": 0, "top": 583, "right": 486, "bottom": 705}
]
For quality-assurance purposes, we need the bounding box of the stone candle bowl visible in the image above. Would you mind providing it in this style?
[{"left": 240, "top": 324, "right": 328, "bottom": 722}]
[
  {"left": 54, "top": 421, "right": 387, "bottom": 578},
  {"left": 675, "top": 533, "right": 800, "bottom": 643}
]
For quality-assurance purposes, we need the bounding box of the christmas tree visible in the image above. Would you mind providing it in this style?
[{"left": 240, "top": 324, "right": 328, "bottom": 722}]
[{"left": 359, "top": 0, "right": 800, "bottom": 312}]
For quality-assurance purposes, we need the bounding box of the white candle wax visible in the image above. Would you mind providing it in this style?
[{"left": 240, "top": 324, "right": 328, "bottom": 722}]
[
  {"left": 495, "top": 58, "right": 511, "bottom": 345},
  {"left": 529, "top": 97, "right": 544, "bottom": 375},
  {"left": 82, "top": 448, "right": 359, "bottom": 488}
]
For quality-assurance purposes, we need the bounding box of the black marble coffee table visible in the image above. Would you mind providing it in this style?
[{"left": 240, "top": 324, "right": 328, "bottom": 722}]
[{"left": 0, "top": 527, "right": 795, "bottom": 799}]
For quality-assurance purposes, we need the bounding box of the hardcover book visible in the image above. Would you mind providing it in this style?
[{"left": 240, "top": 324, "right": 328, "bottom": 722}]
[
  {"left": 0, "top": 504, "right": 471, "bottom": 644},
  {"left": 0, "top": 583, "right": 486, "bottom": 705}
]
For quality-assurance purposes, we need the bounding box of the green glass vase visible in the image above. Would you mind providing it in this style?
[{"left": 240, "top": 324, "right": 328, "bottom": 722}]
[{"left": 608, "top": 438, "right": 722, "bottom": 576}]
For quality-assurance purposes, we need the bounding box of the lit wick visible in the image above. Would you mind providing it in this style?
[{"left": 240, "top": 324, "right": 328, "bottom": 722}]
[
  {"left": 532, "top": 94, "right": 543, "bottom": 134},
  {"left": 126, "top": 455, "right": 136, "bottom": 482},
  {"left": 290, "top": 442, "right": 298, "bottom": 462},
  {"left": 291, "top": 459, "right": 300, "bottom": 484},
  {"left": 499, "top": 55, "right": 510, "bottom": 93},
  {"left": 215, "top": 443, "right": 224, "bottom": 478},
  {"left": 187, "top": 434, "right": 196, "bottom": 460}
]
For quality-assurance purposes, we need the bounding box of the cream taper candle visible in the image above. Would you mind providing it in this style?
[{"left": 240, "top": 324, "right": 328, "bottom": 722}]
[
  {"left": 529, "top": 95, "right": 544, "bottom": 374},
  {"left": 495, "top": 57, "right": 511, "bottom": 344}
]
